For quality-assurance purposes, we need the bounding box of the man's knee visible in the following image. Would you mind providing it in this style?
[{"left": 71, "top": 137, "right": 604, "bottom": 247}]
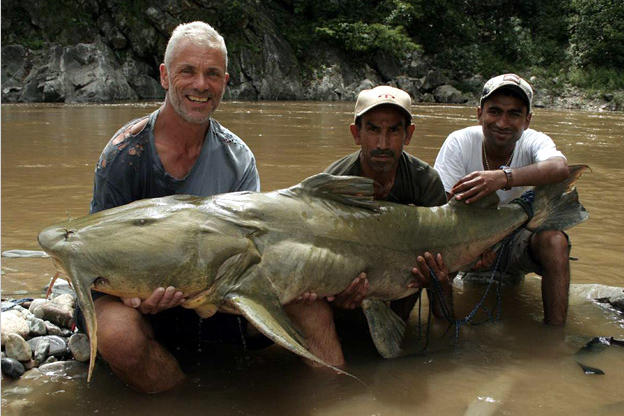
[
  {"left": 531, "top": 230, "right": 569, "bottom": 261},
  {"left": 95, "top": 297, "right": 152, "bottom": 363}
]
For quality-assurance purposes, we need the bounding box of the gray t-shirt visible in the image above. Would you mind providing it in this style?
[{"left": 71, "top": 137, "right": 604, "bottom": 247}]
[{"left": 90, "top": 109, "right": 260, "bottom": 213}]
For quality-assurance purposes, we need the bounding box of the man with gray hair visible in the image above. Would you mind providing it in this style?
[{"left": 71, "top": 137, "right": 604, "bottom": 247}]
[{"left": 83, "top": 21, "right": 297, "bottom": 393}]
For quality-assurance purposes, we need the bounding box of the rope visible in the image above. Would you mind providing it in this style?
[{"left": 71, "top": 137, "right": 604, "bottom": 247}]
[{"left": 425, "top": 229, "right": 519, "bottom": 345}]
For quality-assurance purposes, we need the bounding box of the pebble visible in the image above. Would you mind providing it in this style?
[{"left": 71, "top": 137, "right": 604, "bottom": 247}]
[
  {"left": 27, "top": 316, "right": 48, "bottom": 336},
  {"left": 33, "top": 339, "right": 50, "bottom": 364},
  {"left": 1, "top": 357, "right": 25, "bottom": 378},
  {"left": 5, "top": 333, "right": 32, "bottom": 362},
  {"left": 30, "top": 301, "right": 74, "bottom": 328},
  {"left": 1, "top": 295, "right": 86, "bottom": 381},
  {"left": 51, "top": 293, "right": 75, "bottom": 311},
  {"left": 68, "top": 333, "right": 90, "bottom": 362},
  {"left": 27, "top": 335, "right": 69, "bottom": 358},
  {"left": 1, "top": 310, "right": 30, "bottom": 343},
  {"left": 42, "top": 356, "right": 58, "bottom": 365},
  {"left": 44, "top": 321, "right": 63, "bottom": 336}
]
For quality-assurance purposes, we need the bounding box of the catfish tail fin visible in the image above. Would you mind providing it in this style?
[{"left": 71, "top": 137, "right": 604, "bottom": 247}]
[{"left": 525, "top": 164, "right": 590, "bottom": 231}]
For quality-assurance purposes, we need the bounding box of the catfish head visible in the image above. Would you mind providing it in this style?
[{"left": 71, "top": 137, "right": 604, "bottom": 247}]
[{"left": 37, "top": 194, "right": 259, "bottom": 381}]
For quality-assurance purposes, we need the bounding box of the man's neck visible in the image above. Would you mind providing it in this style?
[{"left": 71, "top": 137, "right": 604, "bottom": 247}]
[
  {"left": 359, "top": 158, "right": 398, "bottom": 200},
  {"left": 153, "top": 103, "right": 211, "bottom": 179},
  {"left": 155, "top": 102, "right": 210, "bottom": 148}
]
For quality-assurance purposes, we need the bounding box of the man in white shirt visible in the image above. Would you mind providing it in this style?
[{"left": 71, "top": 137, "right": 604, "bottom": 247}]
[{"left": 434, "top": 73, "right": 571, "bottom": 325}]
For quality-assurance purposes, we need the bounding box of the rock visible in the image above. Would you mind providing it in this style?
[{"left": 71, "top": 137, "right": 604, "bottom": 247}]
[
  {"left": 27, "top": 317, "right": 48, "bottom": 336},
  {"left": 421, "top": 70, "right": 448, "bottom": 92},
  {"left": 0, "top": 310, "right": 30, "bottom": 344},
  {"left": 45, "top": 277, "right": 74, "bottom": 297},
  {"left": 33, "top": 338, "right": 50, "bottom": 364},
  {"left": 51, "top": 293, "right": 75, "bottom": 311},
  {"left": 5, "top": 334, "right": 32, "bottom": 362},
  {"left": 22, "top": 359, "right": 37, "bottom": 370},
  {"left": 433, "top": 84, "right": 468, "bottom": 104},
  {"left": 257, "top": 33, "right": 303, "bottom": 100},
  {"left": 42, "top": 356, "right": 58, "bottom": 365},
  {"left": 27, "top": 336, "right": 69, "bottom": 358},
  {"left": 1, "top": 357, "right": 25, "bottom": 378},
  {"left": 30, "top": 300, "right": 74, "bottom": 328},
  {"left": 44, "top": 321, "right": 63, "bottom": 336},
  {"left": 373, "top": 50, "right": 401, "bottom": 81},
  {"left": 68, "top": 333, "right": 90, "bottom": 362}
]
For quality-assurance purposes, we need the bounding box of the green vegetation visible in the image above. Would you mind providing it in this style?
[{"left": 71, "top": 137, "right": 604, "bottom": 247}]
[{"left": 279, "top": 0, "right": 623, "bottom": 94}]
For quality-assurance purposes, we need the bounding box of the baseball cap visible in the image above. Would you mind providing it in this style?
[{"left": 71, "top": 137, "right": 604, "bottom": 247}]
[
  {"left": 354, "top": 85, "right": 412, "bottom": 122},
  {"left": 480, "top": 73, "right": 533, "bottom": 112}
]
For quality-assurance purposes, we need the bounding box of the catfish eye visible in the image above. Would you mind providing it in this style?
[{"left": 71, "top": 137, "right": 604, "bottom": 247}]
[{"left": 64, "top": 229, "right": 74, "bottom": 240}]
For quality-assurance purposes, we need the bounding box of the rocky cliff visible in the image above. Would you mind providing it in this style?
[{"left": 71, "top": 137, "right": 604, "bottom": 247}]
[{"left": 2, "top": 0, "right": 620, "bottom": 110}]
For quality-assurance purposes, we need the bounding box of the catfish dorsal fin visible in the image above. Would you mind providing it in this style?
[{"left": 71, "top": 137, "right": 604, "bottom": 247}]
[
  {"left": 448, "top": 191, "right": 500, "bottom": 209},
  {"left": 284, "top": 173, "right": 379, "bottom": 211}
]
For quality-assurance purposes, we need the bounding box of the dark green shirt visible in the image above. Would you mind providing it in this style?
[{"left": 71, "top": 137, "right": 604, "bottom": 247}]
[{"left": 324, "top": 150, "right": 447, "bottom": 207}]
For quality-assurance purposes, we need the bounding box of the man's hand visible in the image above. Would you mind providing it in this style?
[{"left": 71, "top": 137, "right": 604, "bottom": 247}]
[
  {"left": 122, "top": 286, "right": 186, "bottom": 315},
  {"left": 329, "top": 272, "right": 369, "bottom": 309},
  {"left": 294, "top": 273, "right": 369, "bottom": 310},
  {"left": 410, "top": 252, "right": 449, "bottom": 288},
  {"left": 450, "top": 170, "right": 506, "bottom": 204},
  {"left": 411, "top": 252, "right": 454, "bottom": 320}
]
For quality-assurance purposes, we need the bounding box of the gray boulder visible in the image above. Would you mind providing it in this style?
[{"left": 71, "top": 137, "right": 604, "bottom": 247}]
[{"left": 434, "top": 84, "right": 468, "bottom": 104}]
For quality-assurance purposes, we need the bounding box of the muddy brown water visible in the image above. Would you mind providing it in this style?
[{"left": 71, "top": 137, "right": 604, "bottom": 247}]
[{"left": 2, "top": 102, "right": 624, "bottom": 415}]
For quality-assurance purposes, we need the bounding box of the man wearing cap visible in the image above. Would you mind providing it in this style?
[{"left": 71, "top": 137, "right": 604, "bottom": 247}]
[
  {"left": 323, "top": 85, "right": 451, "bottom": 323},
  {"left": 434, "top": 73, "right": 571, "bottom": 325}
]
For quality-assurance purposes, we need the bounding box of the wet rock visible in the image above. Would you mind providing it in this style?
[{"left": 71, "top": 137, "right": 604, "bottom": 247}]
[
  {"left": 44, "top": 321, "right": 63, "bottom": 336},
  {"left": 5, "top": 334, "right": 32, "bottom": 362},
  {"left": 27, "top": 335, "right": 69, "bottom": 358},
  {"left": 30, "top": 300, "right": 74, "bottom": 328},
  {"left": 33, "top": 338, "right": 50, "bottom": 364},
  {"left": 1, "top": 310, "right": 30, "bottom": 343},
  {"left": 1, "top": 357, "right": 25, "bottom": 378},
  {"left": 27, "top": 316, "right": 48, "bottom": 336},
  {"left": 42, "top": 356, "right": 58, "bottom": 365},
  {"left": 38, "top": 360, "right": 87, "bottom": 378},
  {"left": 68, "top": 333, "right": 90, "bottom": 362}
]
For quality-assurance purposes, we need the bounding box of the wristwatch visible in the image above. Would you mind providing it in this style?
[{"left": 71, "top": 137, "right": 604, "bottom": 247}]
[{"left": 500, "top": 165, "right": 513, "bottom": 190}]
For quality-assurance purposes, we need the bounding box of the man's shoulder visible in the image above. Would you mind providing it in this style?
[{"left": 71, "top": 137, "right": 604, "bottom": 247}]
[
  {"left": 210, "top": 120, "right": 253, "bottom": 152},
  {"left": 324, "top": 151, "right": 360, "bottom": 175},
  {"left": 399, "top": 152, "right": 441, "bottom": 181},
  {"left": 448, "top": 125, "right": 482, "bottom": 141},
  {"left": 97, "top": 115, "right": 153, "bottom": 173}
]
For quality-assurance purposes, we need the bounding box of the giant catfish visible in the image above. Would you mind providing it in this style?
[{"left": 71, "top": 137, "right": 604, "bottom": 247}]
[{"left": 38, "top": 165, "right": 589, "bottom": 381}]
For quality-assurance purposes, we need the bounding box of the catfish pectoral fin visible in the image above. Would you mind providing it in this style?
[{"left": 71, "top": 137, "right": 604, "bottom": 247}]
[
  {"left": 362, "top": 299, "right": 406, "bottom": 359},
  {"left": 225, "top": 281, "right": 361, "bottom": 382}
]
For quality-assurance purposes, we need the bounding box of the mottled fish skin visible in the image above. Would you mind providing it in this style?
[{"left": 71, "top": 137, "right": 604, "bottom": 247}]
[{"left": 37, "top": 167, "right": 589, "bottom": 382}]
